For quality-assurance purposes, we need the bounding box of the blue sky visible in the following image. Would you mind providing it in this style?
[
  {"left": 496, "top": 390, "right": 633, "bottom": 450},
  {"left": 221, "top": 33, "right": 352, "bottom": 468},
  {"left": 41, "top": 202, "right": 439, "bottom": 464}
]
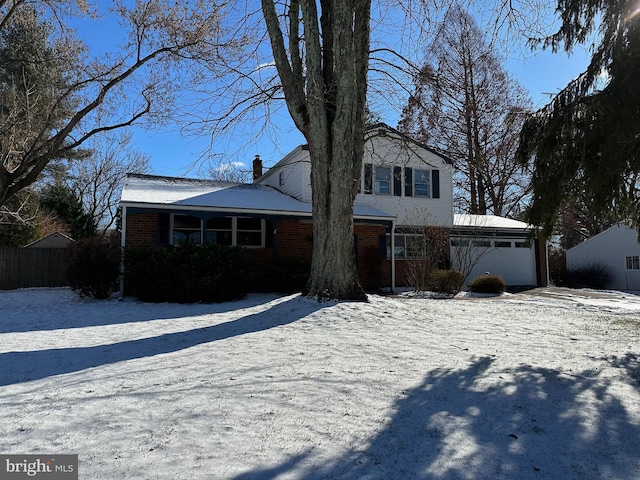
[{"left": 71, "top": 6, "right": 593, "bottom": 179}]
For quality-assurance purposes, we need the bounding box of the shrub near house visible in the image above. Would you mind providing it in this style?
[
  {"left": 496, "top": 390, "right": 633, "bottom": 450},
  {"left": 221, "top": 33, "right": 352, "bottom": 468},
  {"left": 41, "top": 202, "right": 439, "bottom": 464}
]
[{"left": 124, "top": 243, "right": 247, "bottom": 303}]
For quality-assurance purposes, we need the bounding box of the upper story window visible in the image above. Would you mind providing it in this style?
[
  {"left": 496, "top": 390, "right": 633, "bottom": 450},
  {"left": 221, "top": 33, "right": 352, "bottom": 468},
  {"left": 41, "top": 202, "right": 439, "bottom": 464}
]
[
  {"left": 414, "top": 169, "right": 431, "bottom": 197},
  {"left": 626, "top": 256, "right": 640, "bottom": 270},
  {"left": 375, "top": 166, "right": 391, "bottom": 195},
  {"left": 363, "top": 163, "right": 439, "bottom": 198}
]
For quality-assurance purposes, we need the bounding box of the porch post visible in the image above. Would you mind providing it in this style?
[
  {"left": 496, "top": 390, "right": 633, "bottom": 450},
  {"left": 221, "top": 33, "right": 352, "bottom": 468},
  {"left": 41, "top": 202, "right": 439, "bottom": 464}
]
[
  {"left": 391, "top": 220, "right": 396, "bottom": 293},
  {"left": 119, "top": 206, "right": 127, "bottom": 299}
]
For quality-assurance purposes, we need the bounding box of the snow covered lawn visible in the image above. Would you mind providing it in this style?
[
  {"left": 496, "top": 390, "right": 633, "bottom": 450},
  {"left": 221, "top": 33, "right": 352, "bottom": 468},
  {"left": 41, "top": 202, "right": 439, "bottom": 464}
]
[{"left": 1, "top": 287, "right": 639, "bottom": 479}]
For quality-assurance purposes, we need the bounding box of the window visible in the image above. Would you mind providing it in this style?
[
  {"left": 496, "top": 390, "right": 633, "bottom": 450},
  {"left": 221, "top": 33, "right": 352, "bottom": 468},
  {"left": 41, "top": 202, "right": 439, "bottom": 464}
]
[
  {"left": 360, "top": 164, "right": 440, "bottom": 198},
  {"left": 471, "top": 240, "right": 491, "bottom": 248},
  {"left": 626, "top": 256, "right": 640, "bottom": 270},
  {"left": 173, "top": 215, "right": 202, "bottom": 245},
  {"left": 375, "top": 166, "right": 391, "bottom": 195},
  {"left": 495, "top": 241, "right": 512, "bottom": 248},
  {"left": 205, "top": 217, "right": 232, "bottom": 245},
  {"left": 414, "top": 169, "right": 431, "bottom": 197},
  {"left": 386, "top": 233, "right": 426, "bottom": 259},
  {"left": 236, "top": 217, "right": 263, "bottom": 247},
  {"left": 450, "top": 239, "right": 469, "bottom": 247},
  {"left": 515, "top": 241, "right": 531, "bottom": 248},
  {"left": 173, "top": 215, "right": 264, "bottom": 248}
]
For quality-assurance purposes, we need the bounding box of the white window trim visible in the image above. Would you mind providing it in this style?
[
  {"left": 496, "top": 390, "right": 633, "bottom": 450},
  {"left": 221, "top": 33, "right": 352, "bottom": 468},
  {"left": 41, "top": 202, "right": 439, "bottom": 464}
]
[
  {"left": 171, "top": 214, "right": 203, "bottom": 245},
  {"left": 625, "top": 255, "right": 640, "bottom": 270},
  {"left": 413, "top": 168, "right": 431, "bottom": 198},
  {"left": 375, "top": 166, "right": 391, "bottom": 195}
]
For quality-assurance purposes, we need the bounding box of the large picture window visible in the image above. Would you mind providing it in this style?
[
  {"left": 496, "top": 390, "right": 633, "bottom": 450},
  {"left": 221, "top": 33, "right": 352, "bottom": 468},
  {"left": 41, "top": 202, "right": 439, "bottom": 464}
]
[{"left": 172, "top": 215, "right": 265, "bottom": 248}]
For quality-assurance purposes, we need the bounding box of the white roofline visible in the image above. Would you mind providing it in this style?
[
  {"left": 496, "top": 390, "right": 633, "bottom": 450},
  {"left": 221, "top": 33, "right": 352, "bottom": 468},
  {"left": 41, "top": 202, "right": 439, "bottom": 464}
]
[{"left": 120, "top": 201, "right": 394, "bottom": 222}]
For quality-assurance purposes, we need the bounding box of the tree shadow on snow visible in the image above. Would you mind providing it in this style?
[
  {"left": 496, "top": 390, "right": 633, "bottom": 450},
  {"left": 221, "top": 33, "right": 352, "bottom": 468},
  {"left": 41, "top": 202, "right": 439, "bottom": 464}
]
[
  {"left": 0, "top": 295, "right": 321, "bottom": 386},
  {"left": 0, "top": 291, "right": 284, "bottom": 333},
  {"left": 236, "top": 355, "right": 640, "bottom": 480}
]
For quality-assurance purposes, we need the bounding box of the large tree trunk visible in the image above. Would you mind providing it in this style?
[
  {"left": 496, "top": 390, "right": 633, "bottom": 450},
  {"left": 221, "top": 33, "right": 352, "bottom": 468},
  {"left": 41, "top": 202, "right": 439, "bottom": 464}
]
[{"left": 262, "top": 0, "right": 370, "bottom": 301}]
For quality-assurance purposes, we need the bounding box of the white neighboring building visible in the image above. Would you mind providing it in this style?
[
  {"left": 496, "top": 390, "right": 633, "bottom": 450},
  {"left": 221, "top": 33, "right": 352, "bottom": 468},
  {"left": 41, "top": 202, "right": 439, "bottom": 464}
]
[
  {"left": 566, "top": 225, "right": 640, "bottom": 291},
  {"left": 451, "top": 215, "right": 543, "bottom": 287}
]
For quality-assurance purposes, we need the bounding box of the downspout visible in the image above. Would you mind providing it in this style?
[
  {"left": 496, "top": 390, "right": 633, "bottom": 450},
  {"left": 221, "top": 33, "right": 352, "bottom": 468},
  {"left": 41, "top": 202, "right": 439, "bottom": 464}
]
[
  {"left": 119, "top": 205, "right": 127, "bottom": 300},
  {"left": 545, "top": 238, "right": 550, "bottom": 286}
]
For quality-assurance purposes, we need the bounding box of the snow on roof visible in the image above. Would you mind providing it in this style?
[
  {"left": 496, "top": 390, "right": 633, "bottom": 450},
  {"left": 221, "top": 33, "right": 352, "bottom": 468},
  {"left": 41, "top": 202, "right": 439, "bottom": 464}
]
[
  {"left": 120, "top": 174, "right": 393, "bottom": 220},
  {"left": 453, "top": 214, "right": 531, "bottom": 230}
]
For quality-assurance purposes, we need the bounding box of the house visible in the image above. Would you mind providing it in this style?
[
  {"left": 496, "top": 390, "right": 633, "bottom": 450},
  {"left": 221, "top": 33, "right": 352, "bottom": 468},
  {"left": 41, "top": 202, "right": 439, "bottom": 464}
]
[
  {"left": 119, "top": 123, "right": 547, "bottom": 292},
  {"left": 24, "top": 232, "right": 74, "bottom": 249},
  {"left": 566, "top": 225, "right": 640, "bottom": 291}
]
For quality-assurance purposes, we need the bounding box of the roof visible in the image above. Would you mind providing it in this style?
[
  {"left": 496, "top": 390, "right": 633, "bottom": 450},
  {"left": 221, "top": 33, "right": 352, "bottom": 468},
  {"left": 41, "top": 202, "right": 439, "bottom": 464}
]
[
  {"left": 453, "top": 214, "right": 532, "bottom": 231},
  {"left": 365, "top": 123, "right": 454, "bottom": 165},
  {"left": 24, "top": 232, "right": 75, "bottom": 248},
  {"left": 257, "top": 123, "right": 453, "bottom": 183},
  {"left": 120, "top": 174, "right": 394, "bottom": 221},
  {"left": 566, "top": 225, "right": 639, "bottom": 254}
]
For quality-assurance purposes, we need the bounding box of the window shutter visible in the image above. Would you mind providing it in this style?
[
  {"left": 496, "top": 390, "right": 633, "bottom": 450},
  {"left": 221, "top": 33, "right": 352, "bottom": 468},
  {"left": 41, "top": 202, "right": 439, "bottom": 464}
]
[
  {"left": 432, "top": 170, "right": 440, "bottom": 198},
  {"left": 378, "top": 235, "right": 388, "bottom": 258},
  {"left": 393, "top": 167, "right": 402, "bottom": 196},
  {"left": 158, "top": 213, "right": 170, "bottom": 245},
  {"left": 404, "top": 167, "right": 413, "bottom": 197},
  {"left": 364, "top": 164, "right": 373, "bottom": 194},
  {"left": 265, "top": 221, "right": 274, "bottom": 248}
]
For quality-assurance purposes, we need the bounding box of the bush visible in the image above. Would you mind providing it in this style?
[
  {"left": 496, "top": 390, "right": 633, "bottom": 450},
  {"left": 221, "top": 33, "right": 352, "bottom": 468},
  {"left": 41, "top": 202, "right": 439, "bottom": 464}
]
[
  {"left": 267, "top": 257, "right": 310, "bottom": 293},
  {"left": 430, "top": 269, "right": 464, "bottom": 295},
  {"left": 124, "top": 243, "right": 247, "bottom": 303},
  {"left": 66, "top": 235, "right": 120, "bottom": 299},
  {"left": 566, "top": 264, "right": 612, "bottom": 289},
  {"left": 469, "top": 274, "right": 506, "bottom": 294}
]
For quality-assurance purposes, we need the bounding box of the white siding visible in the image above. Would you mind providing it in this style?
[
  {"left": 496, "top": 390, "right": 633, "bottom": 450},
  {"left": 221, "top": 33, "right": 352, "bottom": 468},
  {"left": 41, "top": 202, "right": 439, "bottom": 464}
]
[
  {"left": 355, "top": 132, "right": 454, "bottom": 226},
  {"left": 257, "top": 147, "right": 310, "bottom": 202},
  {"left": 566, "top": 226, "right": 640, "bottom": 290},
  {"left": 452, "top": 239, "right": 537, "bottom": 287}
]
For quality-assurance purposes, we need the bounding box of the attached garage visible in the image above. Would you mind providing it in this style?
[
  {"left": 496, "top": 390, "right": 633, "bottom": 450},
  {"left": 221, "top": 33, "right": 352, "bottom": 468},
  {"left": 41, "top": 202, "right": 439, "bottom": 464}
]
[{"left": 451, "top": 214, "right": 546, "bottom": 288}]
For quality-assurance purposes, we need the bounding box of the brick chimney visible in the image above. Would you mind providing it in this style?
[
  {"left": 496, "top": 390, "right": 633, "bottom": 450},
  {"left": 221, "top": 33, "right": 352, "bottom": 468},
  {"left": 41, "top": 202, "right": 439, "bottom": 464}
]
[{"left": 252, "top": 154, "right": 262, "bottom": 181}]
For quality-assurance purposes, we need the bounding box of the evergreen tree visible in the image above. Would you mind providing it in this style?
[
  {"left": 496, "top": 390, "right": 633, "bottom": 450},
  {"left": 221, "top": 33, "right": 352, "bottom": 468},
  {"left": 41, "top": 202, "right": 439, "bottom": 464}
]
[
  {"left": 0, "top": 190, "right": 40, "bottom": 246},
  {"left": 39, "top": 184, "right": 97, "bottom": 240},
  {"left": 517, "top": 0, "right": 640, "bottom": 237}
]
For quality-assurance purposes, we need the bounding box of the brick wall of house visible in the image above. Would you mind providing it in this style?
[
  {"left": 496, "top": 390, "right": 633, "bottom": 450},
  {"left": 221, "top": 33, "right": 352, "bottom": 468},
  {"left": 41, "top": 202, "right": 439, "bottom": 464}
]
[
  {"left": 125, "top": 213, "right": 160, "bottom": 245},
  {"left": 535, "top": 238, "right": 548, "bottom": 287},
  {"left": 123, "top": 211, "right": 396, "bottom": 292},
  {"left": 274, "top": 219, "right": 314, "bottom": 259}
]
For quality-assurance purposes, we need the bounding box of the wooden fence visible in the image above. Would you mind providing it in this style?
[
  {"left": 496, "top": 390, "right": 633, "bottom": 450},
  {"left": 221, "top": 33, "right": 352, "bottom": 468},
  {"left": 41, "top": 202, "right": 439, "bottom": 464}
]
[{"left": 0, "top": 248, "right": 69, "bottom": 290}]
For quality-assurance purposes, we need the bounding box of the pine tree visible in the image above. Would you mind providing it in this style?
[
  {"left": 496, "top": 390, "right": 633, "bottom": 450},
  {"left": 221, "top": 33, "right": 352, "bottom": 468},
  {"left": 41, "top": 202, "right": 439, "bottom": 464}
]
[{"left": 517, "top": 0, "right": 640, "bottom": 236}]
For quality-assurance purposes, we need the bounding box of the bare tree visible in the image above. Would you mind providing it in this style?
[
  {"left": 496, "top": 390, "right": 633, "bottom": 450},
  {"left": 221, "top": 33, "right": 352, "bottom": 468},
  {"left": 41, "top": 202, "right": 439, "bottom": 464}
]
[
  {"left": 260, "top": 0, "right": 371, "bottom": 301},
  {"left": 399, "top": 6, "right": 532, "bottom": 217},
  {"left": 0, "top": 0, "right": 231, "bottom": 210},
  {"left": 449, "top": 216, "right": 495, "bottom": 283},
  {"left": 70, "top": 132, "right": 151, "bottom": 233}
]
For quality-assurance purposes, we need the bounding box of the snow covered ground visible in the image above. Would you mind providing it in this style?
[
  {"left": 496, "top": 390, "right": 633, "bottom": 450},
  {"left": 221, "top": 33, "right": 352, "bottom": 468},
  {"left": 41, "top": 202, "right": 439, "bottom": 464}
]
[{"left": 0, "top": 287, "right": 639, "bottom": 479}]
